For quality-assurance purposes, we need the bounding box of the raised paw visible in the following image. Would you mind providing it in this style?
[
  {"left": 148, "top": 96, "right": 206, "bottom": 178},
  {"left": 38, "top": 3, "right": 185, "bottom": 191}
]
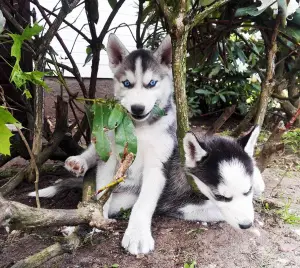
[
  {"left": 65, "top": 156, "right": 88, "bottom": 177},
  {"left": 121, "top": 226, "right": 154, "bottom": 255}
]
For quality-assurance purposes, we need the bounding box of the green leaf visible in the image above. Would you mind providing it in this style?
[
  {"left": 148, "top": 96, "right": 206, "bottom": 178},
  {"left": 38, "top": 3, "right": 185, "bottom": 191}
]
[
  {"left": 108, "top": 104, "right": 124, "bottom": 129},
  {"left": 83, "top": 51, "right": 93, "bottom": 67},
  {"left": 200, "top": 0, "right": 215, "bottom": 6},
  {"left": 111, "top": 265, "right": 119, "bottom": 268},
  {"left": 152, "top": 104, "right": 166, "bottom": 117},
  {"left": 208, "top": 65, "right": 221, "bottom": 78},
  {"left": 85, "top": 104, "right": 94, "bottom": 129},
  {"left": 0, "top": 106, "right": 20, "bottom": 155},
  {"left": 235, "top": 4, "right": 271, "bottom": 17},
  {"left": 115, "top": 114, "right": 137, "bottom": 158},
  {"left": 108, "top": 0, "right": 117, "bottom": 9},
  {"left": 9, "top": 34, "right": 23, "bottom": 60},
  {"left": 211, "top": 95, "right": 219, "bottom": 104},
  {"left": 219, "top": 94, "right": 226, "bottom": 102},
  {"left": 184, "top": 264, "right": 190, "bottom": 268},
  {"left": 21, "top": 23, "right": 43, "bottom": 40},
  {"left": 23, "top": 88, "right": 32, "bottom": 99},
  {"left": 92, "top": 103, "right": 112, "bottom": 161},
  {"left": 282, "top": 26, "right": 300, "bottom": 43},
  {"left": 195, "top": 89, "right": 213, "bottom": 95},
  {"left": 235, "top": 45, "right": 247, "bottom": 63}
]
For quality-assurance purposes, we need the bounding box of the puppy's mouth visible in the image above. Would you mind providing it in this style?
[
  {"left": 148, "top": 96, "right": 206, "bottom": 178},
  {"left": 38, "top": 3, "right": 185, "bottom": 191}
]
[{"left": 131, "top": 111, "right": 151, "bottom": 121}]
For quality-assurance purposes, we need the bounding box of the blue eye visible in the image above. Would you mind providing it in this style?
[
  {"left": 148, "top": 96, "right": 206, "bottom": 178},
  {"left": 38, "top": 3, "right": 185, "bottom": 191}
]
[
  {"left": 147, "top": 80, "right": 157, "bottom": 88},
  {"left": 122, "top": 80, "right": 131, "bottom": 88}
]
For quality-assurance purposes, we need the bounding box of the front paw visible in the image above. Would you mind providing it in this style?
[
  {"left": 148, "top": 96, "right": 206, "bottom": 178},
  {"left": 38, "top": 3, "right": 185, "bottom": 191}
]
[
  {"left": 122, "top": 226, "right": 154, "bottom": 255},
  {"left": 65, "top": 156, "right": 88, "bottom": 177}
]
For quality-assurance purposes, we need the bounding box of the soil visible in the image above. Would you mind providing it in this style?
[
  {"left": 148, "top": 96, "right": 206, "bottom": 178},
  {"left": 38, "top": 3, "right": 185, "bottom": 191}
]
[{"left": 1, "top": 83, "right": 300, "bottom": 268}]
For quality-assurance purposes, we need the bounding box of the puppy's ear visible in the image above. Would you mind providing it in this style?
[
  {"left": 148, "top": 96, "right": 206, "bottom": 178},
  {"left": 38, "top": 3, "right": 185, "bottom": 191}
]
[
  {"left": 107, "top": 33, "right": 129, "bottom": 73},
  {"left": 183, "top": 132, "right": 207, "bottom": 168},
  {"left": 237, "top": 125, "right": 260, "bottom": 157},
  {"left": 153, "top": 35, "right": 172, "bottom": 66}
]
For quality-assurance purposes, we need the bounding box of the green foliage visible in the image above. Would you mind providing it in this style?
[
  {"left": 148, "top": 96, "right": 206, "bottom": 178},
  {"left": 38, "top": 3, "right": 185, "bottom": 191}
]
[
  {"left": 276, "top": 199, "right": 300, "bottom": 225},
  {"left": 184, "top": 261, "right": 197, "bottom": 268},
  {"left": 282, "top": 128, "right": 300, "bottom": 154},
  {"left": 118, "top": 208, "right": 131, "bottom": 220},
  {"left": 0, "top": 106, "right": 21, "bottom": 155},
  {"left": 8, "top": 23, "right": 50, "bottom": 97},
  {"left": 87, "top": 100, "right": 138, "bottom": 161}
]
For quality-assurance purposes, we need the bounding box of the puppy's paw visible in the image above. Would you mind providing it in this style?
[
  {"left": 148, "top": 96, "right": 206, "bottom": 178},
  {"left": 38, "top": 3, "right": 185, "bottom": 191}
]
[
  {"left": 122, "top": 226, "right": 154, "bottom": 255},
  {"left": 65, "top": 156, "right": 88, "bottom": 177}
]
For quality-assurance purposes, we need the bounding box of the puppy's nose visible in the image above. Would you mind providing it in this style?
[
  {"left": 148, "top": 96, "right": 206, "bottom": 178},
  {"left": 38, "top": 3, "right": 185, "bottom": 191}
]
[
  {"left": 239, "top": 223, "right": 252, "bottom": 229},
  {"left": 131, "top": 104, "right": 145, "bottom": 115}
]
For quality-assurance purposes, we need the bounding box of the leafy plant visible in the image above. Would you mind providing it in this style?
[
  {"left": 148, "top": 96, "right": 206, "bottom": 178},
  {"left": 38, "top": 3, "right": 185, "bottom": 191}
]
[
  {"left": 8, "top": 23, "right": 50, "bottom": 98},
  {"left": 87, "top": 100, "right": 137, "bottom": 161},
  {"left": 0, "top": 106, "right": 21, "bottom": 155},
  {"left": 184, "top": 260, "right": 197, "bottom": 268},
  {"left": 282, "top": 128, "right": 300, "bottom": 154},
  {"left": 276, "top": 199, "right": 300, "bottom": 225}
]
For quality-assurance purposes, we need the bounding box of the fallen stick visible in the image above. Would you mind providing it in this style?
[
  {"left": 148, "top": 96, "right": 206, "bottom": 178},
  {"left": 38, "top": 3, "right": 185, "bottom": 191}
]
[{"left": 1, "top": 152, "right": 134, "bottom": 268}]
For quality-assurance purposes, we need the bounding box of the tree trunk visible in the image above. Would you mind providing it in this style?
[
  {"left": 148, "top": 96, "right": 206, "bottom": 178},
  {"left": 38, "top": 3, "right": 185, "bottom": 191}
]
[
  {"left": 254, "top": 17, "right": 280, "bottom": 127},
  {"left": 171, "top": 19, "right": 190, "bottom": 163}
]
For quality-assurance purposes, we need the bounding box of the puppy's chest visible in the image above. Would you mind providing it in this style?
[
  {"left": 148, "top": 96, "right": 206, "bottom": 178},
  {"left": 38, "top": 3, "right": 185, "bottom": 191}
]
[{"left": 125, "top": 127, "right": 174, "bottom": 182}]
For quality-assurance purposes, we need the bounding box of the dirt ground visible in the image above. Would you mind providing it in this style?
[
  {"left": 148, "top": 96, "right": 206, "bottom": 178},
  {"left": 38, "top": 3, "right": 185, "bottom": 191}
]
[
  {"left": 1, "top": 151, "right": 300, "bottom": 268},
  {"left": 1, "top": 82, "right": 300, "bottom": 267}
]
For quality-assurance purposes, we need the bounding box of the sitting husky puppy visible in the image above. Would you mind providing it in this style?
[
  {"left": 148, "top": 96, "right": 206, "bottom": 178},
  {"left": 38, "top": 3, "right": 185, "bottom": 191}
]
[{"left": 43, "top": 34, "right": 175, "bottom": 255}]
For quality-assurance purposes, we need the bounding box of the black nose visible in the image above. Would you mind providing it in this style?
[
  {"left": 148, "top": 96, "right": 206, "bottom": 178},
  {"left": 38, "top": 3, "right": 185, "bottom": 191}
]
[
  {"left": 131, "top": 105, "right": 145, "bottom": 115},
  {"left": 239, "top": 223, "right": 252, "bottom": 229}
]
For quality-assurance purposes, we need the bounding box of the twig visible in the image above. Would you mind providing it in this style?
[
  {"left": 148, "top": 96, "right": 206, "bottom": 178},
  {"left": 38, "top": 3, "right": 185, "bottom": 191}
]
[
  {"left": 95, "top": 177, "right": 125, "bottom": 196},
  {"left": 16, "top": 127, "right": 40, "bottom": 209}
]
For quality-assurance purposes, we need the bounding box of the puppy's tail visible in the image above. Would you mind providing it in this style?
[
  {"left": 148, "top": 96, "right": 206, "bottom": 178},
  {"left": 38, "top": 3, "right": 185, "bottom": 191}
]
[{"left": 28, "top": 178, "right": 83, "bottom": 198}]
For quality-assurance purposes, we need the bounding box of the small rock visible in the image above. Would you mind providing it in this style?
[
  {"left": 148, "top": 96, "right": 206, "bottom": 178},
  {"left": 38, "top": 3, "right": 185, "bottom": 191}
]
[
  {"left": 279, "top": 243, "right": 299, "bottom": 252},
  {"left": 202, "top": 222, "right": 208, "bottom": 226},
  {"left": 136, "top": 254, "right": 145, "bottom": 259}
]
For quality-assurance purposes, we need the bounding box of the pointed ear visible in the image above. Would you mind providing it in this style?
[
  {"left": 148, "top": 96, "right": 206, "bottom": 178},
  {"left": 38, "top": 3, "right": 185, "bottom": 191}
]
[
  {"left": 237, "top": 125, "right": 260, "bottom": 157},
  {"left": 107, "top": 33, "right": 129, "bottom": 73},
  {"left": 188, "top": 173, "right": 214, "bottom": 200},
  {"left": 183, "top": 132, "right": 207, "bottom": 168},
  {"left": 153, "top": 35, "right": 172, "bottom": 66}
]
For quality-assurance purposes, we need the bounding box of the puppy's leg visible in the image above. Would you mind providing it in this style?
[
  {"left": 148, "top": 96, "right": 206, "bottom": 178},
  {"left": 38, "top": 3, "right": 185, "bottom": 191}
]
[
  {"left": 121, "top": 164, "right": 166, "bottom": 255},
  {"left": 65, "top": 143, "right": 99, "bottom": 177},
  {"left": 179, "top": 201, "right": 224, "bottom": 222}
]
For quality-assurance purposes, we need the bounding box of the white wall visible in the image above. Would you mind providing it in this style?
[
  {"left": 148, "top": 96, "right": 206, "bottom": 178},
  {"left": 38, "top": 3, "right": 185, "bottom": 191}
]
[{"left": 36, "top": 0, "right": 139, "bottom": 78}]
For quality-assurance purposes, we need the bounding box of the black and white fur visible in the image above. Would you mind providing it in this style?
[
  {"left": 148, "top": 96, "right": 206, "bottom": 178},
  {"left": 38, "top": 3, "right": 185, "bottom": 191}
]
[
  {"left": 30, "top": 34, "right": 176, "bottom": 255},
  {"left": 29, "top": 35, "right": 265, "bottom": 255}
]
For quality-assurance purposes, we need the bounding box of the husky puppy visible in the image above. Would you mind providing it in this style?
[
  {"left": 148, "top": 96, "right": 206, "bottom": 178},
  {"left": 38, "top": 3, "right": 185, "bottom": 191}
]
[
  {"left": 29, "top": 34, "right": 265, "bottom": 254},
  {"left": 35, "top": 34, "right": 176, "bottom": 255}
]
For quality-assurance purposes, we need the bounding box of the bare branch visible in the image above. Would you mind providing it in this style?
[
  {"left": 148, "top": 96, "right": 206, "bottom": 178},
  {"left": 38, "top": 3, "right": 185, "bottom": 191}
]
[{"left": 35, "top": 3, "right": 91, "bottom": 43}]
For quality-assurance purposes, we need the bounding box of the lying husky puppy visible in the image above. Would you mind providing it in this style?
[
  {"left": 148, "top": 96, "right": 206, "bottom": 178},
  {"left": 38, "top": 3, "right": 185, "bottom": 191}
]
[{"left": 102, "top": 125, "right": 265, "bottom": 230}]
